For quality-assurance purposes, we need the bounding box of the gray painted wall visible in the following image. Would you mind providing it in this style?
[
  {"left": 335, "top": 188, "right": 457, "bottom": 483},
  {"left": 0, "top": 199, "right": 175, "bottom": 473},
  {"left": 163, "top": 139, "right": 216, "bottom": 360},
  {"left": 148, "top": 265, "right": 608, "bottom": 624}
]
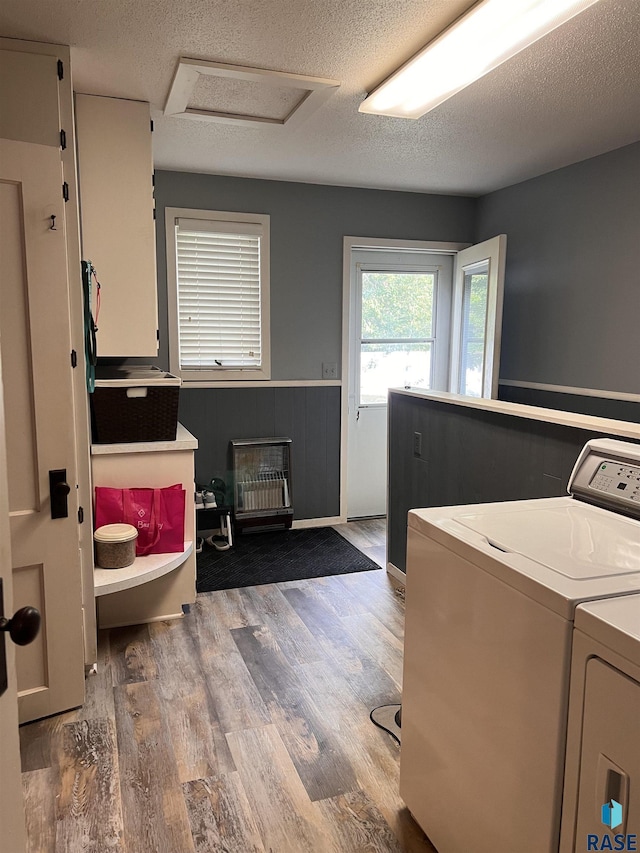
[
  {"left": 148, "top": 173, "right": 476, "bottom": 519},
  {"left": 179, "top": 386, "right": 341, "bottom": 520},
  {"left": 154, "top": 172, "right": 477, "bottom": 379},
  {"left": 476, "top": 141, "right": 640, "bottom": 395},
  {"left": 140, "top": 147, "right": 639, "bottom": 524}
]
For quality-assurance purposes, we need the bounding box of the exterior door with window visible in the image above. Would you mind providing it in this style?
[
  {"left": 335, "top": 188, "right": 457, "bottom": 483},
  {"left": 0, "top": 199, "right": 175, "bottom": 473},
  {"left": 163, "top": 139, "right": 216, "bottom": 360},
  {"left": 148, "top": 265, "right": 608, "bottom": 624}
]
[
  {"left": 347, "top": 250, "right": 453, "bottom": 518},
  {"left": 345, "top": 236, "right": 506, "bottom": 521}
]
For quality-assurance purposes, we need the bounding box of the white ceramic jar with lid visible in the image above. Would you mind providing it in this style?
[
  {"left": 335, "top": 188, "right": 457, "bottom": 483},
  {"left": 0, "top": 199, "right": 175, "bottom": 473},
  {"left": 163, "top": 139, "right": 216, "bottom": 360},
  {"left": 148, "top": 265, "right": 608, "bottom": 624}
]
[{"left": 94, "top": 523, "right": 138, "bottom": 569}]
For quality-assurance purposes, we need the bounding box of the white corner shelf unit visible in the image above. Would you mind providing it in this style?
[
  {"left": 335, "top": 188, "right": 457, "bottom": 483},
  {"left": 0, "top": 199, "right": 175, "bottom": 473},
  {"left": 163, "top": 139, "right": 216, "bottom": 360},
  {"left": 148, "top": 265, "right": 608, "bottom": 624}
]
[
  {"left": 94, "top": 541, "right": 194, "bottom": 597},
  {"left": 91, "top": 423, "right": 198, "bottom": 629}
]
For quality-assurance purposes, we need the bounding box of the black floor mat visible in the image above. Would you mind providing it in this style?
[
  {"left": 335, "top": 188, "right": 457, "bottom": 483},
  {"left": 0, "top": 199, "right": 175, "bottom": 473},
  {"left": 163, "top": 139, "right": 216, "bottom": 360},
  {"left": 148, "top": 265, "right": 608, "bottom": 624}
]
[{"left": 196, "top": 527, "right": 381, "bottom": 593}]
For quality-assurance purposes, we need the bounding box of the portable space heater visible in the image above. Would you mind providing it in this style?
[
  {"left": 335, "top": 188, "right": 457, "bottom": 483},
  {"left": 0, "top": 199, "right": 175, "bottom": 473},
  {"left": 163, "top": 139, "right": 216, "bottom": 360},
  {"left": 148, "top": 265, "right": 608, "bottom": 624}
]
[{"left": 231, "top": 437, "right": 293, "bottom": 533}]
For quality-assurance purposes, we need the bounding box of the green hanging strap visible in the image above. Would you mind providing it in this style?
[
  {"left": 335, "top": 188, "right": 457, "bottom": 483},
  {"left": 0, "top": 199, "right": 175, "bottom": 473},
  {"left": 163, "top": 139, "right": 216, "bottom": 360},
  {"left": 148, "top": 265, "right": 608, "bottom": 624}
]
[{"left": 81, "top": 260, "right": 98, "bottom": 393}]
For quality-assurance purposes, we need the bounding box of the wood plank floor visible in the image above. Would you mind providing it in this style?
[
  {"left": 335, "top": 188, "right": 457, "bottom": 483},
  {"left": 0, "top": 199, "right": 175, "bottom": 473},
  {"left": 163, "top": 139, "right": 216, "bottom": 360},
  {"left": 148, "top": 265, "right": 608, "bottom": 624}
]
[
  {"left": 20, "top": 522, "right": 436, "bottom": 853},
  {"left": 333, "top": 517, "right": 387, "bottom": 569}
]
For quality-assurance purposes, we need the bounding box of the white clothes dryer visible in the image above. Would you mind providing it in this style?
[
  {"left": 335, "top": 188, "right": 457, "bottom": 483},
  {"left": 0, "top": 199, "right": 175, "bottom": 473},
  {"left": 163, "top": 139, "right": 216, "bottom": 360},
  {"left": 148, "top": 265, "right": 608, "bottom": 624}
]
[
  {"left": 400, "top": 438, "right": 640, "bottom": 853},
  {"left": 560, "top": 594, "right": 640, "bottom": 852}
]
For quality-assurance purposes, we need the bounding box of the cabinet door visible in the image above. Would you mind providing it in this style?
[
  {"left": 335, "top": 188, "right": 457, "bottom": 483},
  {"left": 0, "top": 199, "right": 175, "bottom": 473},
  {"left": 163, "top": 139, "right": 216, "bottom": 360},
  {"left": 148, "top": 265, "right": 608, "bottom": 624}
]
[
  {"left": 0, "top": 49, "right": 61, "bottom": 147},
  {"left": 76, "top": 94, "right": 158, "bottom": 357}
]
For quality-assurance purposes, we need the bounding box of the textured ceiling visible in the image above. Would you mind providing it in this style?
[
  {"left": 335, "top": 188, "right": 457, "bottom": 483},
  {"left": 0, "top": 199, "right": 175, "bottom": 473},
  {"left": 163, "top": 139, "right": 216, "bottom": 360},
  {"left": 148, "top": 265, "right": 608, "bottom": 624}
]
[{"left": 1, "top": 0, "right": 639, "bottom": 194}]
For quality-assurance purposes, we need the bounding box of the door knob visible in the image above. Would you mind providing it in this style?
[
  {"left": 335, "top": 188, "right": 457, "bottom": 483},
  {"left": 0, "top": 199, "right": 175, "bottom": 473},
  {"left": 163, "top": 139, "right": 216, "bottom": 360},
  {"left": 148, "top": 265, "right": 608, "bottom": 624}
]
[
  {"left": 0, "top": 606, "right": 41, "bottom": 646},
  {"left": 0, "top": 580, "right": 41, "bottom": 697},
  {"left": 49, "top": 468, "right": 71, "bottom": 519},
  {"left": 54, "top": 480, "right": 71, "bottom": 497}
]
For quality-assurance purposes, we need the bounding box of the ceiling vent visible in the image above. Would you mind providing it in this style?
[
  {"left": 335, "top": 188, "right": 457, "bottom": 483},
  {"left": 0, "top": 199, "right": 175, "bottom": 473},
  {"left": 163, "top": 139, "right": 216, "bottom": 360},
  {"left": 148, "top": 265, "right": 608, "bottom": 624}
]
[{"left": 164, "top": 58, "right": 340, "bottom": 128}]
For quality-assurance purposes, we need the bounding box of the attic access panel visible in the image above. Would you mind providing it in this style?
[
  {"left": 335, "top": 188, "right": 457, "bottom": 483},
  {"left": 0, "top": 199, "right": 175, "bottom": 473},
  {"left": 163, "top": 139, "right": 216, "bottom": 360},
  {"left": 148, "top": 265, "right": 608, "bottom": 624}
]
[{"left": 164, "top": 58, "right": 339, "bottom": 128}]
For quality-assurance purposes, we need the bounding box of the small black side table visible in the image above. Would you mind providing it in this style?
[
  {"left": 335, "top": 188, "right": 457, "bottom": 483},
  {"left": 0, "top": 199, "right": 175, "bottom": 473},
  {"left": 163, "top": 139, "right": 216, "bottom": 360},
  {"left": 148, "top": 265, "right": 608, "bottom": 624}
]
[{"left": 196, "top": 504, "right": 233, "bottom": 548}]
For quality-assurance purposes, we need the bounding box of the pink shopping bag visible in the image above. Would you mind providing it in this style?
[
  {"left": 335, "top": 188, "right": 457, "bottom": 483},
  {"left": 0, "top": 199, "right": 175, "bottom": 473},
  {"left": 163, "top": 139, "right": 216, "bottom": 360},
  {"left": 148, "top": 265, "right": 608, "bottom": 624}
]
[{"left": 94, "top": 484, "right": 186, "bottom": 556}]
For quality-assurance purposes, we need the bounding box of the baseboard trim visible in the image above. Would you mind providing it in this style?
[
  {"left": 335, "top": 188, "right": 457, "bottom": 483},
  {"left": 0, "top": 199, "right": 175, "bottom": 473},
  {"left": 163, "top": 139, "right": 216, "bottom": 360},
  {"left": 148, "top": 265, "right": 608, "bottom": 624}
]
[
  {"left": 292, "top": 516, "right": 345, "bottom": 529},
  {"left": 386, "top": 562, "right": 406, "bottom": 584}
]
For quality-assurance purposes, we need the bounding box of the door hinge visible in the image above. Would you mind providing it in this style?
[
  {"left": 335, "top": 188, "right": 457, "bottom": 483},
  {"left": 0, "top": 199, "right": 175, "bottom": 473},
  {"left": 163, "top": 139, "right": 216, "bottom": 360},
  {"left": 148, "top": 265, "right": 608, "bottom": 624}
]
[
  {"left": 62, "top": 182, "right": 69, "bottom": 202},
  {"left": 71, "top": 349, "right": 77, "bottom": 368},
  {"left": 57, "top": 59, "right": 64, "bottom": 80},
  {"left": 78, "top": 506, "right": 84, "bottom": 524},
  {"left": 150, "top": 119, "right": 154, "bottom": 132},
  {"left": 157, "top": 329, "right": 160, "bottom": 341},
  {"left": 60, "top": 129, "right": 67, "bottom": 150},
  {"left": 153, "top": 207, "right": 156, "bottom": 220}
]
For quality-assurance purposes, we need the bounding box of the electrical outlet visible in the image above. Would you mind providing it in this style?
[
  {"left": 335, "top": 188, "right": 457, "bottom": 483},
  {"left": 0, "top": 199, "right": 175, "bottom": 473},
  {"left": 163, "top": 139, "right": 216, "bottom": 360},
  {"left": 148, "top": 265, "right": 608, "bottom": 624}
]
[
  {"left": 413, "top": 431, "right": 422, "bottom": 457},
  {"left": 322, "top": 362, "right": 337, "bottom": 379}
]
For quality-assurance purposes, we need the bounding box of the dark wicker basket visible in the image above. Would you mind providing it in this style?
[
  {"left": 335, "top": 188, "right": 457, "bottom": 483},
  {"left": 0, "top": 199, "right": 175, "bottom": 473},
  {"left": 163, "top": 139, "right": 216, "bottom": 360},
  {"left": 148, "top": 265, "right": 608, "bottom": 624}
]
[{"left": 91, "top": 385, "right": 179, "bottom": 444}]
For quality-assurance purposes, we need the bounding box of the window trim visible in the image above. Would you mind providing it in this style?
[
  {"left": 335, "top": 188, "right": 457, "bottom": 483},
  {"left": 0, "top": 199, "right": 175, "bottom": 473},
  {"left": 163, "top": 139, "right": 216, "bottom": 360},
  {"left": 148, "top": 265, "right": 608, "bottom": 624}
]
[{"left": 165, "top": 206, "right": 271, "bottom": 383}]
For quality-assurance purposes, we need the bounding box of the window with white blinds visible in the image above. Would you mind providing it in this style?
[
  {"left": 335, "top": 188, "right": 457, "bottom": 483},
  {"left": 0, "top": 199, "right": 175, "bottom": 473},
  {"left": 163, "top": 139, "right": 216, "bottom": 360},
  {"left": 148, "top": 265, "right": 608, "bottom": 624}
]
[{"left": 167, "top": 209, "right": 270, "bottom": 382}]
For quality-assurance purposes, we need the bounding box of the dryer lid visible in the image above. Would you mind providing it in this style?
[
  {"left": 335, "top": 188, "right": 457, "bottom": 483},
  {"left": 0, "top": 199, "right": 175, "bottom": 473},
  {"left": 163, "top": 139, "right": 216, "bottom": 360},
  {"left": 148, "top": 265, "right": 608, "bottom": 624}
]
[{"left": 456, "top": 503, "right": 640, "bottom": 580}]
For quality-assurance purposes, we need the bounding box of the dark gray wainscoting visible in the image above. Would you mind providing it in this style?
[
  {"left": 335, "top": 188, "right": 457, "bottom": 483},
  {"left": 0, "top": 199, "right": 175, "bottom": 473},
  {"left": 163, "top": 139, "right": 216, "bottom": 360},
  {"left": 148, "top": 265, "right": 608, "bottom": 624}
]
[
  {"left": 498, "top": 384, "right": 640, "bottom": 424},
  {"left": 388, "top": 392, "right": 638, "bottom": 574},
  {"left": 179, "top": 385, "right": 341, "bottom": 521}
]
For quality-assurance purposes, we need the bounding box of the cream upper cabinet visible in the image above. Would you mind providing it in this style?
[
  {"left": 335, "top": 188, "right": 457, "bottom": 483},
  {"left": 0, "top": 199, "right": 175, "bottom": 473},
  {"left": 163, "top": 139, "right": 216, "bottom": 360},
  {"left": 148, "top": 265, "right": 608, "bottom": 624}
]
[
  {"left": 0, "top": 49, "right": 62, "bottom": 147},
  {"left": 75, "top": 94, "right": 159, "bottom": 357}
]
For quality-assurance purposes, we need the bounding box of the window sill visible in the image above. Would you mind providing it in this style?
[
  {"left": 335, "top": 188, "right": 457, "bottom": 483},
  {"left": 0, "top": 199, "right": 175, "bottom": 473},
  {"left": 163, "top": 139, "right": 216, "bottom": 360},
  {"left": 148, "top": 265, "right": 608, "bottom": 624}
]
[
  {"left": 178, "top": 378, "right": 342, "bottom": 389},
  {"left": 178, "top": 368, "right": 271, "bottom": 384}
]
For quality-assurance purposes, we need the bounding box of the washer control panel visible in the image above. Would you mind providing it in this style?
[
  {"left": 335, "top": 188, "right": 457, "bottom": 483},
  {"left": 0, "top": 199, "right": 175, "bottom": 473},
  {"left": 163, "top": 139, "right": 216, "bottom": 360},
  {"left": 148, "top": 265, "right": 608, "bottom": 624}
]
[
  {"left": 569, "top": 438, "right": 640, "bottom": 519},
  {"left": 590, "top": 461, "right": 640, "bottom": 503}
]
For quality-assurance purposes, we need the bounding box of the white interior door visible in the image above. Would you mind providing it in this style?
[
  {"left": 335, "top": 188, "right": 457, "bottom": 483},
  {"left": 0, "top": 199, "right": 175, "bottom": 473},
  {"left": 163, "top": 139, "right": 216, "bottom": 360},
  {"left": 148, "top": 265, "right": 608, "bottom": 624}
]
[
  {"left": 0, "top": 138, "right": 85, "bottom": 722},
  {"left": 0, "top": 347, "right": 27, "bottom": 853},
  {"left": 449, "top": 235, "right": 507, "bottom": 399},
  {"left": 346, "top": 249, "right": 453, "bottom": 519}
]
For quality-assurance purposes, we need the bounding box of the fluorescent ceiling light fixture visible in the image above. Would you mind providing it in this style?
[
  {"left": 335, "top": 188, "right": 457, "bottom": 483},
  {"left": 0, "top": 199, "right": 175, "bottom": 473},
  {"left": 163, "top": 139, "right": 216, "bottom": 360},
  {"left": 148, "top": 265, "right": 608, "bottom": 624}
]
[{"left": 359, "top": 0, "right": 601, "bottom": 119}]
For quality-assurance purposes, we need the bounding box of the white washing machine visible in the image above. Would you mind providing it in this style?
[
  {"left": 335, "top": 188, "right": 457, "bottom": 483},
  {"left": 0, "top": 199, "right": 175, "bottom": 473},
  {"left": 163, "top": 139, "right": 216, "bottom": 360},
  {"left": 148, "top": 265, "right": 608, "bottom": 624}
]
[
  {"left": 400, "top": 438, "right": 640, "bottom": 853},
  {"left": 560, "top": 594, "right": 640, "bottom": 852}
]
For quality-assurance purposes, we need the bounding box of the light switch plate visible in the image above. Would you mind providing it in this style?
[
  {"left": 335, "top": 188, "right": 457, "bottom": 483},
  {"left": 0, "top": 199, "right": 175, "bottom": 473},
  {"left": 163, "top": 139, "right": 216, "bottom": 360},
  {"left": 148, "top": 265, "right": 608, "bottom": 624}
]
[{"left": 322, "top": 362, "right": 337, "bottom": 379}]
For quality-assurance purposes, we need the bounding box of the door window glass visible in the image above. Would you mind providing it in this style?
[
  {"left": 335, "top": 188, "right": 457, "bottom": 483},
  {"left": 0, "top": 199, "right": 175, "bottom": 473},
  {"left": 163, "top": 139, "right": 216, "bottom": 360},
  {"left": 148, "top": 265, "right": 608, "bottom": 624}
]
[
  {"left": 459, "top": 264, "right": 488, "bottom": 397},
  {"left": 359, "top": 272, "right": 435, "bottom": 404}
]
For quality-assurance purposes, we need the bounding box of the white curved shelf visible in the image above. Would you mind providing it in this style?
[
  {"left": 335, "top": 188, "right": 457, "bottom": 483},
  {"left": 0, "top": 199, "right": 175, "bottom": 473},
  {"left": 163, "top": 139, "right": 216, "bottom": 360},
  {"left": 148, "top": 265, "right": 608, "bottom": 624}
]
[{"left": 94, "top": 541, "right": 193, "bottom": 597}]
